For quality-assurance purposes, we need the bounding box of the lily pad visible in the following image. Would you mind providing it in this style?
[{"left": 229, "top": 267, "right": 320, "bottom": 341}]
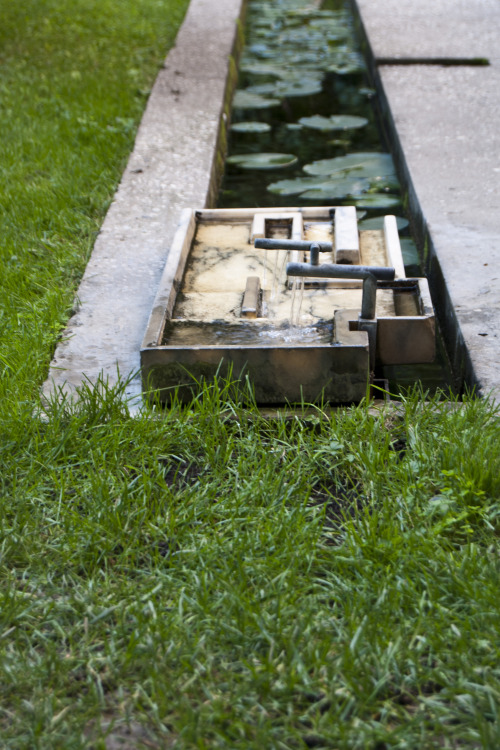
[
  {"left": 304, "top": 152, "right": 395, "bottom": 179},
  {"left": 287, "top": 8, "right": 337, "bottom": 19},
  {"left": 268, "top": 175, "right": 370, "bottom": 198},
  {"left": 326, "top": 51, "right": 366, "bottom": 75},
  {"left": 267, "top": 176, "right": 328, "bottom": 196},
  {"left": 231, "top": 121, "right": 271, "bottom": 134},
  {"left": 247, "top": 44, "right": 272, "bottom": 57},
  {"left": 299, "top": 114, "right": 368, "bottom": 131},
  {"left": 251, "top": 28, "right": 275, "bottom": 41},
  {"left": 358, "top": 216, "right": 409, "bottom": 231},
  {"left": 239, "top": 62, "right": 322, "bottom": 81},
  {"left": 245, "top": 83, "right": 280, "bottom": 96},
  {"left": 233, "top": 90, "right": 280, "bottom": 110},
  {"left": 300, "top": 179, "right": 370, "bottom": 201},
  {"left": 283, "top": 80, "right": 323, "bottom": 97},
  {"left": 270, "top": 78, "right": 324, "bottom": 98},
  {"left": 282, "top": 52, "right": 325, "bottom": 67},
  {"left": 241, "top": 32, "right": 365, "bottom": 76},
  {"left": 353, "top": 193, "right": 400, "bottom": 209},
  {"left": 370, "top": 175, "right": 400, "bottom": 191},
  {"left": 227, "top": 152, "right": 298, "bottom": 170},
  {"left": 328, "top": 61, "right": 366, "bottom": 75}
]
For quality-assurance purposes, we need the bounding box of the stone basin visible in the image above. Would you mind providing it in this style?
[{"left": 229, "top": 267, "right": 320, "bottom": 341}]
[{"left": 141, "top": 206, "right": 435, "bottom": 404}]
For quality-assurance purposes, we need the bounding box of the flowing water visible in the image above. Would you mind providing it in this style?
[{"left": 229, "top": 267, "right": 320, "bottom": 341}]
[
  {"left": 163, "top": 320, "right": 334, "bottom": 347},
  {"left": 216, "top": 0, "right": 455, "bottom": 395},
  {"left": 290, "top": 276, "right": 304, "bottom": 325}
]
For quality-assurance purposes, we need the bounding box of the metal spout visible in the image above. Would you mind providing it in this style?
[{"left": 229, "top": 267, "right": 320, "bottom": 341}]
[
  {"left": 255, "top": 237, "right": 327, "bottom": 267},
  {"left": 286, "top": 262, "right": 395, "bottom": 320},
  {"left": 254, "top": 236, "right": 396, "bottom": 322},
  {"left": 254, "top": 238, "right": 333, "bottom": 253}
]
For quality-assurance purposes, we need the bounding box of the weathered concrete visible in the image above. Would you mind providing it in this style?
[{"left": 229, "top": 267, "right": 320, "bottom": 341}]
[
  {"left": 43, "top": 0, "right": 244, "bottom": 405},
  {"left": 353, "top": 0, "right": 499, "bottom": 61},
  {"left": 353, "top": 0, "right": 500, "bottom": 402}
]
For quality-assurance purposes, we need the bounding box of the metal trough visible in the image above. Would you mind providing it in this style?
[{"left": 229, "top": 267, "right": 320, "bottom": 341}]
[{"left": 141, "top": 206, "right": 435, "bottom": 403}]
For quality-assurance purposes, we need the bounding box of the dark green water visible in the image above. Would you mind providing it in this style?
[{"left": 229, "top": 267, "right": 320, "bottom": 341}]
[
  {"left": 216, "top": 0, "right": 454, "bottom": 395},
  {"left": 218, "top": 0, "right": 403, "bottom": 223}
]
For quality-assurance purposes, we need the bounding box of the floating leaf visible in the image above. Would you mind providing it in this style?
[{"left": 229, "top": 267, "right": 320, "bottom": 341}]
[
  {"left": 358, "top": 216, "right": 409, "bottom": 231},
  {"left": 271, "top": 78, "right": 324, "bottom": 98},
  {"left": 300, "top": 179, "right": 370, "bottom": 201},
  {"left": 287, "top": 8, "right": 337, "bottom": 19},
  {"left": 280, "top": 51, "right": 327, "bottom": 67},
  {"left": 277, "top": 68, "right": 324, "bottom": 83},
  {"left": 251, "top": 28, "right": 275, "bottom": 41},
  {"left": 326, "top": 51, "right": 366, "bottom": 75},
  {"left": 370, "top": 174, "right": 400, "bottom": 191},
  {"left": 247, "top": 44, "right": 272, "bottom": 58},
  {"left": 353, "top": 193, "right": 400, "bottom": 208},
  {"left": 268, "top": 175, "right": 369, "bottom": 198},
  {"left": 304, "top": 152, "right": 395, "bottom": 178},
  {"left": 233, "top": 90, "right": 280, "bottom": 110},
  {"left": 328, "top": 62, "right": 365, "bottom": 75},
  {"left": 267, "top": 176, "right": 327, "bottom": 196},
  {"left": 239, "top": 62, "right": 322, "bottom": 81},
  {"left": 227, "top": 152, "right": 298, "bottom": 170},
  {"left": 299, "top": 114, "right": 368, "bottom": 131},
  {"left": 246, "top": 83, "right": 279, "bottom": 95},
  {"left": 231, "top": 121, "right": 271, "bottom": 133},
  {"left": 283, "top": 81, "right": 323, "bottom": 97}
]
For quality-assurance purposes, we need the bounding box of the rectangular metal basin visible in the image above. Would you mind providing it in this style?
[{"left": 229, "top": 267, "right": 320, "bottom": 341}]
[{"left": 141, "top": 206, "right": 435, "bottom": 403}]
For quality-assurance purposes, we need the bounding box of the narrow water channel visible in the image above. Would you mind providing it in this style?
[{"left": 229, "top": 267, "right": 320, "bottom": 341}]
[{"left": 217, "top": 0, "right": 454, "bottom": 396}]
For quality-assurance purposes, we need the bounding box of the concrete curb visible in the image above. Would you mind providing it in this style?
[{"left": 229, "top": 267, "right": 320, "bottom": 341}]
[
  {"left": 43, "top": 0, "right": 245, "bottom": 405},
  {"left": 352, "top": 0, "right": 500, "bottom": 404}
]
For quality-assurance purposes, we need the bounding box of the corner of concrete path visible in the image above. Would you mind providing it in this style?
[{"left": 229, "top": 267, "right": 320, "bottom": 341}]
[
  {"left": 353, "top": 0, "right": 500, "bottom": 406},
  {"left": 42, "top": 0, "right": 245, "bottom": 408}
]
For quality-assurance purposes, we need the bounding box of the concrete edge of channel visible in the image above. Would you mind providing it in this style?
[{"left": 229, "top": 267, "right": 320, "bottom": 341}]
[
  {"left": 350, "top": 0, "right": 496, "bottom": 404},
  {"left": 42, "top": 0, "right": 246, "bottom": 410}
]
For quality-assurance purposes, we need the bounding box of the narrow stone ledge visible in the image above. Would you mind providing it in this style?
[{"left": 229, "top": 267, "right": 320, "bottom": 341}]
[
  {"left": 43, "top": 0, "right": 245, "bottom": 406},
  {"left": 352, "top": 0, "right": 500, "bottom": 404}
]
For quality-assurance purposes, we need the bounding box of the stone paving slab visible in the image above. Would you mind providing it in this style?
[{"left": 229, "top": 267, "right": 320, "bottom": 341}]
[
  {"left": 43, "top": 0, "right": 244, "bottom": 405},
  {"left": 354, "top": 0, "right": 500, "bottom": 402},
  {"left": 355, "top": 0, "right": 500, "bottom": 61}
]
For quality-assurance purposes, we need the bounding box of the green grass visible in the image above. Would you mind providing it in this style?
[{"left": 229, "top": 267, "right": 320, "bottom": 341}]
[
  {"left": 1, "top": 1, "right": 500, "bottom": 748},
  {"left": 0, "top": 0, "right": 188, "bottom": 402},
  {"left": 2, "top": 382, "right": 500, "bottom": 748}
]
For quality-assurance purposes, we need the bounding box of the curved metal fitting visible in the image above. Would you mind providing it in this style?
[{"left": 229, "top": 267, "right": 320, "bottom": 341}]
[
  {"left": 254, "top": 238, "right": 333, "bottom": 253},
  {"left": 285, "top": 262, "right": 395, "bottom": 281},
  {"left": 309, "top": 242, "right": 321, "bottom": 266},
  {"left": 285, "top": 262, "right": 395, "bottom": 320}
]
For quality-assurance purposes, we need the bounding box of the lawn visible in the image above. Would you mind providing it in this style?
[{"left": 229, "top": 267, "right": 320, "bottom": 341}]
[{"left": 0, "top": 1, "right": 499, "bottom": 748}]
